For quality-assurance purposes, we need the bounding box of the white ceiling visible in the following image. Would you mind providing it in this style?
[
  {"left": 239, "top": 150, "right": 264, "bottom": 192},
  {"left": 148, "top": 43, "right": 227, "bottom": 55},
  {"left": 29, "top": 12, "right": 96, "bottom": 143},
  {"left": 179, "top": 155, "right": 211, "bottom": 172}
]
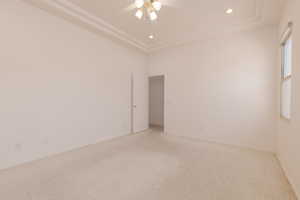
[{"left": 27, "top": 0, "right": 285, "bottom": 53}]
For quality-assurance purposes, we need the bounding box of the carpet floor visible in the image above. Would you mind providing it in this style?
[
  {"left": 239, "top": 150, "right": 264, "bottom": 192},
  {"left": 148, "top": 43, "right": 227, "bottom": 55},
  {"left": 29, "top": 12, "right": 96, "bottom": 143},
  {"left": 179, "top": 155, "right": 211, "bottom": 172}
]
[{"left": 0, "top": 130, "right": 297, "bottom": 200}]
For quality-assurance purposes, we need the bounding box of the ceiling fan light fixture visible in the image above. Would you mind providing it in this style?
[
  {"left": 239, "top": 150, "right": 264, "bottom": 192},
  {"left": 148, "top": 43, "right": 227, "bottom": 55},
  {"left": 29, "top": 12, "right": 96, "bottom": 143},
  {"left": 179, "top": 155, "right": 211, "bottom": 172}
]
[
  {"left": 135, "top": 0, "right": 144, "bottom": 8},
  {"left": 135, "top": 9, "right": 144, "bottom": 19},
  {"left": 152, "top": 1, "right": 162, "bottom": 11},
  {"left": 133, "top": 0, "right": 161, "bottom": 21}
]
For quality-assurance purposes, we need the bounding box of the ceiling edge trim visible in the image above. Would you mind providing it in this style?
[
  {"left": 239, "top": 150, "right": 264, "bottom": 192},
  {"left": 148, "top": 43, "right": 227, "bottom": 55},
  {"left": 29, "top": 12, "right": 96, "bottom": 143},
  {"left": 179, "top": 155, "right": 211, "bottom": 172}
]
[
  {"left": 33, "top": 0, "right": 266, "bottom": 54},
  {"left": 148, "top": 0, "right": 265, "bottom": 52},
  {"left": 42, "top": 0, "right": 149, "bottom": 52}
]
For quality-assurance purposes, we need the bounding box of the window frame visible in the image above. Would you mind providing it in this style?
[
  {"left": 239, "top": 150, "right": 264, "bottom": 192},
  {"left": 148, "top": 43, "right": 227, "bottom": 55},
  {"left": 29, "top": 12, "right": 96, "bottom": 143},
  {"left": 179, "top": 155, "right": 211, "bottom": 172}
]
[{"left": 280, "top": 22, "right": 293, "bottom": 120}]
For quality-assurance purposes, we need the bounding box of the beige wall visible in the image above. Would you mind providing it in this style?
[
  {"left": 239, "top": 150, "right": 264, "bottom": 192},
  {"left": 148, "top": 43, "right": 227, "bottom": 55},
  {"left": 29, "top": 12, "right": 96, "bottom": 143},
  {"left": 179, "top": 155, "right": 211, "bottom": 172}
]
[
  {"left": 149, "top": 26, "right": 278, "bottom": 152},
  {"left": 277, "top": 0, "right": 300, "bottom": 197},
  {"left": 2, "top": 4, "right": 298, "bottom": 197},
  {"left": 0, "top": 1, "right": 148, "bottom": 170}
]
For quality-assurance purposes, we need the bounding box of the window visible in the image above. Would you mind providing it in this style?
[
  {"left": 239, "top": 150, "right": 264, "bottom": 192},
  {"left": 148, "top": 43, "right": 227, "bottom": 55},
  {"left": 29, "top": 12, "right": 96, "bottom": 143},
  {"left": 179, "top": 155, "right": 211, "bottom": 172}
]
[{"left": 281, "top": 23, "right": 293, "bottom": 120}]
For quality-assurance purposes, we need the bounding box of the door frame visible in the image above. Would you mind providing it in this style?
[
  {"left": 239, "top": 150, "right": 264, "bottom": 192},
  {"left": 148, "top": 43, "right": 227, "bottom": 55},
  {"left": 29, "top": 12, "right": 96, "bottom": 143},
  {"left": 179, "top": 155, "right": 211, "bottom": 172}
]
[
  {"left": 130, "top": 73, "right": 134, "bottom": 134},
  {"left": 148, "top": 75, "right": 165, "bottom": 131}
]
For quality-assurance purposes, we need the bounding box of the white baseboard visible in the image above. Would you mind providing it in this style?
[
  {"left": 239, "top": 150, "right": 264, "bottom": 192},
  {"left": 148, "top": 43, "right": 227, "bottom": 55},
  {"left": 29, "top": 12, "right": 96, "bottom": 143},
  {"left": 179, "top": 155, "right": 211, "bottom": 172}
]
[
  {"left": 0, "top": 129, "right": 148, "bottom": 171},
  {"left": 276, "top": 155, "right": 300, "bottom": 199},
  {"left": 163, "top": 132, "right": 275, "bottom": 154}
]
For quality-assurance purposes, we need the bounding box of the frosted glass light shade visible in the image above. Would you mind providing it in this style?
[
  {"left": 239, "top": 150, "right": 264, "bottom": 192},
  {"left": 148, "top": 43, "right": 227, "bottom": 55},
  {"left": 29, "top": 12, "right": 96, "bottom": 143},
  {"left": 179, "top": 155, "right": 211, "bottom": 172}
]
[
  {"left": 149, "top": 11, "right": 157, "bottom": 21},
  {"left": 135, "top": 9, "right": 143, "bottom": 19},
  {"left": 152, "top": 1, "right": 162, "bottom": 11},
  {"left": 135, "top": 0, "right": 144, "bottom": 8}
]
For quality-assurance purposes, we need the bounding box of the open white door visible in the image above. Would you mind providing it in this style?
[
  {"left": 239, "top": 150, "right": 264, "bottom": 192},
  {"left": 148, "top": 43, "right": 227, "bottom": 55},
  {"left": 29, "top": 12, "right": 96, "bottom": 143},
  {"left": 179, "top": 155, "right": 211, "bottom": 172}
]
[
  {"left": 130, "top": 74, "right": 134, "bottom": 134},
  {"left": 130, "top": 72, "right": 148, "bottom": 134}
]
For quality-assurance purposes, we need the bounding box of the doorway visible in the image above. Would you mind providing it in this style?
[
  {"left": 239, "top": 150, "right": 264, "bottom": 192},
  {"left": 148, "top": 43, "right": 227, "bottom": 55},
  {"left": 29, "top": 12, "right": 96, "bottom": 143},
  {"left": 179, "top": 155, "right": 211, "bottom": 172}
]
[{"left": 149, "top": 75, "right": 165, "bottom": 132}]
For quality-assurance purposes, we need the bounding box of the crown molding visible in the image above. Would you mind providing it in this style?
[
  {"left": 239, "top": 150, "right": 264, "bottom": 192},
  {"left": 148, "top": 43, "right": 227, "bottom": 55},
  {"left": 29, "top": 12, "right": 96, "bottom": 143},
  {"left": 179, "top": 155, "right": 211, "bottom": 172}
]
[
  {"left": 40, "top": 0, "right": 149, "bottom": 52},
  {"left": 147, "top": 0, "right": 264, "bottom": 53},
  {"left": 28, "top": 0, "right": 265, "bottom": 54}
]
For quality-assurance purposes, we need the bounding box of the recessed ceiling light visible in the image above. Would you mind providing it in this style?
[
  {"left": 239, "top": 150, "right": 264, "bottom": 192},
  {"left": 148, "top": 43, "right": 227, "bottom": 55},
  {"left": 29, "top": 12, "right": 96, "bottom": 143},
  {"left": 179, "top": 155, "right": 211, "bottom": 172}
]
[
  {"left": 149, "top": 35, "right": 154, "bottom": 39},
  {"left": 226, "top": 8, "right": 233, "bottom": 14}
]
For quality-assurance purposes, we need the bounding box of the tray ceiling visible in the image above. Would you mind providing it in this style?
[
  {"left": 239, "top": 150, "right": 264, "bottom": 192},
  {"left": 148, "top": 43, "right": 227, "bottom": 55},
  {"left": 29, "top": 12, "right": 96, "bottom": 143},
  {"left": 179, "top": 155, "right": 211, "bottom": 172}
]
[{"left": 26, "top": 0, "right": 284, "bottom": 53}]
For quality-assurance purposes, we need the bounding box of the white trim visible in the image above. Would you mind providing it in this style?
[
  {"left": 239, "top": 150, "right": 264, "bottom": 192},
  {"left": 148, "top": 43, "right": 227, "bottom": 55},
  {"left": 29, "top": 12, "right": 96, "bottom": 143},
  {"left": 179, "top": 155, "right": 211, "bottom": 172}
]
[
  {"left": 28, "top": 0, "right": 264, "bottom": 53},
  {"left": 0, "top": 129, "right": 149, "bottom": 170},
  {"left": 276, "top": 155, "right": 300, "bottom": 199},
  {"left": 281, "top": 22, "right": 293, "bottom": 45},
  {"left": 148, "top": 0, "right": 264, "bottom": 53},
  {"left": 40, "top": 0, "right": 149, "bottom": 52},
  {"left": 164, "top": 132, "right": 275, "bottom": 154}
]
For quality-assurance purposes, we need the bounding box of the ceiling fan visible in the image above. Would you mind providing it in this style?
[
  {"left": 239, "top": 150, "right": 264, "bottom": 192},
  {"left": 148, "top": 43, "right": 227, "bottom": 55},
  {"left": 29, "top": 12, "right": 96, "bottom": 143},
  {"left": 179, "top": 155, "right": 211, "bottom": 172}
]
[
  {"left": 125, "top": 0, "right": 179, "bottom": 21},
  {"left": 134, "top": 0, "right": 161, "bottom": 21}
]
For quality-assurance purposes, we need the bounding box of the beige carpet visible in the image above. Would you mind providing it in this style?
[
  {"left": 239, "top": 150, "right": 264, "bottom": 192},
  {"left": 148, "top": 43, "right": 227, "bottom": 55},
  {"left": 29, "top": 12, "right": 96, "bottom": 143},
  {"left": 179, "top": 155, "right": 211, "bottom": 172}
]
[{"left": 0, "top": 130, "right": 297, "bottom": 200}]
